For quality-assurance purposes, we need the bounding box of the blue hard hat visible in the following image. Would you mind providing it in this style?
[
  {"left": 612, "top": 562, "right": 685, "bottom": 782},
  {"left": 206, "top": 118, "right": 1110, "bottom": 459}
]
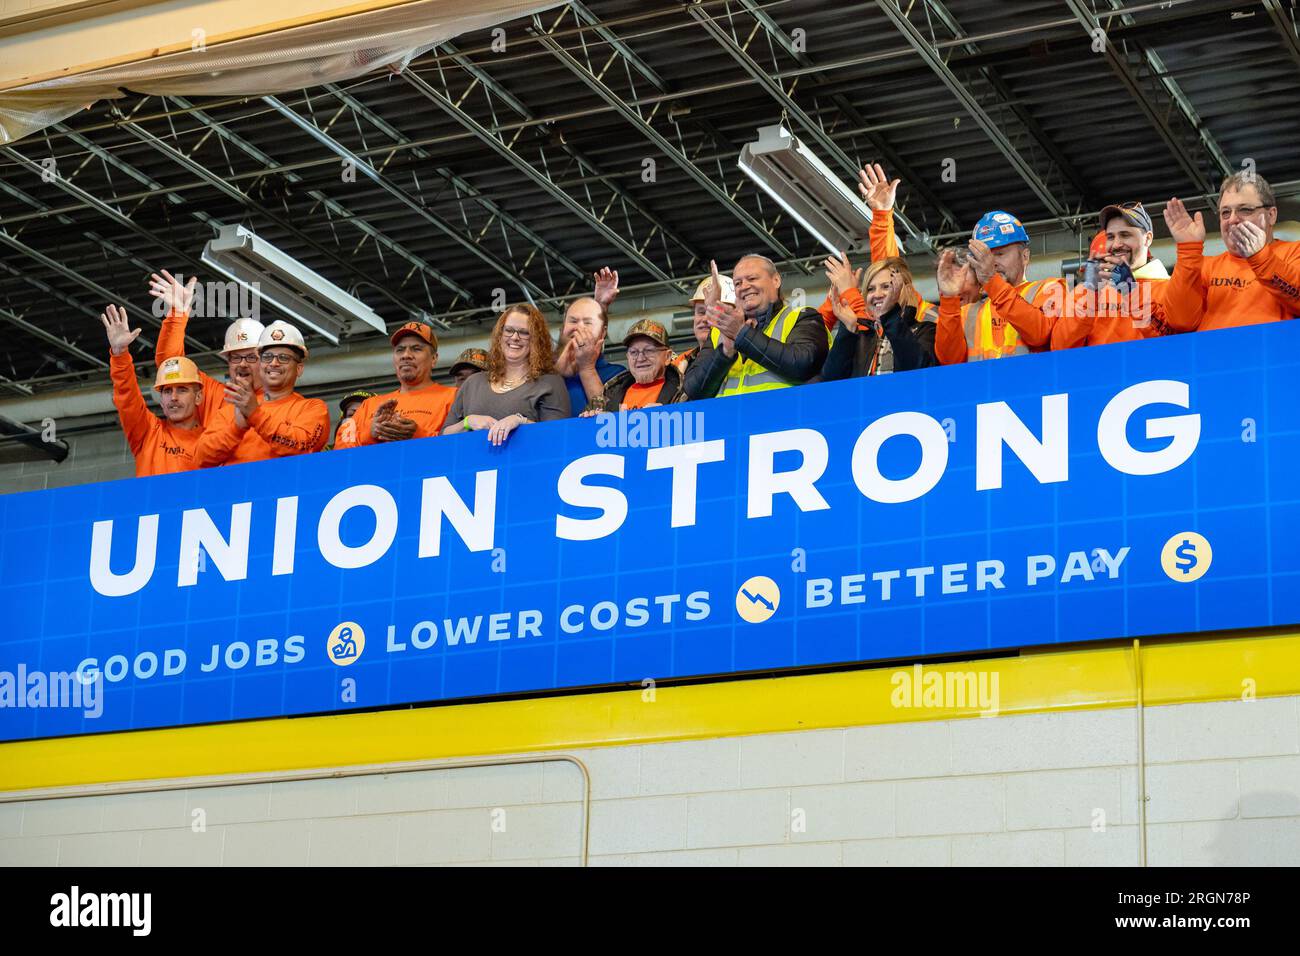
[{"left": 972, "top": 211, "right": 1029, "bottom": 249}]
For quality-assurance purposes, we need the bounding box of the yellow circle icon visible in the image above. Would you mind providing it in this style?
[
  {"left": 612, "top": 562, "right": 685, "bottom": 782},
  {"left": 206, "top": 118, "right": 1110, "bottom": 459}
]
[
  {"left": 1161, "top": 532, "right": 1212, "bottom": 583},
  {"left": 736, "top": 576, "right": 780, "bottom": 624},
  {"left": 327, "top": 621, "right": 365, "bottom": 665}
]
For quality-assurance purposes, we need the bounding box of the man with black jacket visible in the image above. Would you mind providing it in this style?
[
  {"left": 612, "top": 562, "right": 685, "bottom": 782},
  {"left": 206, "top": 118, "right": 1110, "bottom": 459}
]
[{"left": 683, "top": 255, "right": 829, "bottom": 400}]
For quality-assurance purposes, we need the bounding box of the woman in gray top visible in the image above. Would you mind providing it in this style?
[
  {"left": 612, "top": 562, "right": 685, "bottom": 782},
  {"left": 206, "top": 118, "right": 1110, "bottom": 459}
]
[{"left": 443, "top": 304, "right": 571, "bottom": 445}]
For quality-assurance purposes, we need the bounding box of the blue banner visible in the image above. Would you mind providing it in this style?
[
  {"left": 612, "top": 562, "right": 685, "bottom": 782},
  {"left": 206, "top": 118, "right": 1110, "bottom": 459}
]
[{"left": 2, "top": 323, "right": 1299, "bottom": 742}]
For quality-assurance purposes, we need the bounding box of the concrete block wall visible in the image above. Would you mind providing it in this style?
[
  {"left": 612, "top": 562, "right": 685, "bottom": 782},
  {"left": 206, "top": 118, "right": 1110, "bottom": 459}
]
[
  {"left": 1, "top": 695, "right": 1297, "bottom": 866},
  {"left": 0, "top": 428, "right": 134, "bottom": 495}
]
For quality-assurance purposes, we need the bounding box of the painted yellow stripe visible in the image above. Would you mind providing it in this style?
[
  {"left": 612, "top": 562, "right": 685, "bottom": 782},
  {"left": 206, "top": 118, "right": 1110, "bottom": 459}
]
[{"left": 2, "top": 630, "right": 1297, "bottom": 793}]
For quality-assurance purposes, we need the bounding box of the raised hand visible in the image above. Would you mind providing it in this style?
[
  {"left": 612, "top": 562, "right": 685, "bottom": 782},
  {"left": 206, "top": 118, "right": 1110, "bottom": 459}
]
[
  {"left": 966, "top": 239, "right": 996, "bottom": 285},
  {"left": 99, "top": 304, "right": 141, "bottom": 355},
  {"left": 593, "top": 267, "right": 620, "bottom": 308},
  {"left": 823, "top": 251, "right": 862, "bottom": 296},
  {"left": 1163, "top": 197, "right": 1206, "bottom": 244},
  {"left": 148, "top": 269, "right": 198, "bottom": 315},
  {"left": 857, "top": 163, "right": 900, "bottom": 212},
  {"left": 828, "top": 286, "right": 859, "bottom": 333},
  {"left": 936, "top": 249, "right": 964, "bottom": 297}
]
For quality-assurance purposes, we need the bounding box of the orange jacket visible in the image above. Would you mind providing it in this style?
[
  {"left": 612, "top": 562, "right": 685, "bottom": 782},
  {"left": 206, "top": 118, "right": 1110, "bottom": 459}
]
[
  {"left": 1051, "top": 259, "right": 1177, "bottom": 349},
  {"left": 333, "top": 383, "right": 457, "bottom": 450},
  {"left": 156, "top": 308, "right": 264, "bottom": 426},
  {"left": 196, "top": 392, "right": 329, "bottom": 467},
  {"left": 1159, "top": 239, "right": 1300, "bottom": 331},
  {"left": 817, "top": 209, "right": 935, "bottom": 329},
  {"left": 110, "top": 353, "right": 204, "bottom": 476},
  {"left": 935, "top": 275, "right": 1063, "bottom": 365}
]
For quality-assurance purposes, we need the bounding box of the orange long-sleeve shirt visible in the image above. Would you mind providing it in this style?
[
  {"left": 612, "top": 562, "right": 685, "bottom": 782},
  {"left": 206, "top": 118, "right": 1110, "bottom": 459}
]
[
  {"left": 1050, "top": 259, "right": 1176, "bottom": 349},
  {"left": 196, "top": 392, "right": 329, "bottom": 467},
  {"left": 333, "top": 383, "right": 457, "bottom": 450},
  {"left": 1160, "top": 239, "right": 1300, "bottom": 332},
  {"left": 156, "top": 309, "right": 264, "bottom": 426},
  {"left": 935, "top": 276, "right": 1064, "bottom": 365},
  {"left": 817, "top": 209, "right": 934, "bottom": 330},
  {"left": 110, "top": 352, "right": 204, "bottom": 477}
]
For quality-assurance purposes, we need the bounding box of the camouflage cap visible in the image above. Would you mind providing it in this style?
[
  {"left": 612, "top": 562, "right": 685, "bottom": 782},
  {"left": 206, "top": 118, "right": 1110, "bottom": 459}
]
[
  {"left": 622, "top": 318, "right": 669, "bottom": 349},
  {"left": 449, "top": 347, "right": 489, "bottom": 373},
  {"left": 338, "top": 389, "right": 376, "bottom": 412}
]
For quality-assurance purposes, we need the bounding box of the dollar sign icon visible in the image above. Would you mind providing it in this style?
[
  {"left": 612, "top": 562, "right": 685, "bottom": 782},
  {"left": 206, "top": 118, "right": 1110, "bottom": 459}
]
[{"left": 1162, "top": 532, "right": 1211, "bottom": 583}]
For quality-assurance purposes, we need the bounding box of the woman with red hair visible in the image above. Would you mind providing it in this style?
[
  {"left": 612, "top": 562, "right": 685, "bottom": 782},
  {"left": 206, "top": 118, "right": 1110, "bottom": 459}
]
[{"left": 442, "top": 304, "right": 570, "bottom": 445}]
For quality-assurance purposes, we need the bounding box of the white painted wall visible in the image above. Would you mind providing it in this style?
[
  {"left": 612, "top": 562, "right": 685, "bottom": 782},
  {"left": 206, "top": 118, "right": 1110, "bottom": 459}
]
[{"left": 1, "top": 696, "right": 1297, "bottom": 866}]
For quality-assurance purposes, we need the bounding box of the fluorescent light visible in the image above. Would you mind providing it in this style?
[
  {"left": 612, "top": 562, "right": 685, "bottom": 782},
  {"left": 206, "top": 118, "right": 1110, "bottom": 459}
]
[
  {"left": 738, "top": 124, "right": 874, "bottom": 255},
  {"left": 201, "top": 224, "right": 387, "bottom": 346}
]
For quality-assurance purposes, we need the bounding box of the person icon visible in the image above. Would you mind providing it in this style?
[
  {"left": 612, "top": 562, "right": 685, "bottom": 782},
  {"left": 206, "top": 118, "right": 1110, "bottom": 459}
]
[{"left": 331, "top": 626, "right": 358, "bottom": 661}]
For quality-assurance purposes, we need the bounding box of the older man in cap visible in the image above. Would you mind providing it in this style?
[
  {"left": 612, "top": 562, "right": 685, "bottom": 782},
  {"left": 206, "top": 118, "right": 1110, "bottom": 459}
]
[
  {"left": 584, "top": 319, "right": 683, "bottom": 413},
  {"left": 449, "top": 347, "right": 488, "bottom": 387},
  {"left": 99, "top": 303, "right": 206, "bottom": 476},
  {"left": 334, "top": 320, "right": 457, "bottom": 450}
]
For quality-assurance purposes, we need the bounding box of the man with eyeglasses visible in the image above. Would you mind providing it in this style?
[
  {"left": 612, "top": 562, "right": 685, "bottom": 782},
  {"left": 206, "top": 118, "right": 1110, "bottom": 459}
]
[
  {"left": 196, "top": 320, "right": 329, "bottom": 466},
  {"left": 582, "top": 320, "right": 683, "bottom": 413},
  {"left": 148, "top": 269, "right": 266, "bottom": 426},
  {"left": 333, "top": 321, "right": 457, "bottom": 450},
  {"left": 1163, "top": 171, "right": 1300, "bottom": 330}
]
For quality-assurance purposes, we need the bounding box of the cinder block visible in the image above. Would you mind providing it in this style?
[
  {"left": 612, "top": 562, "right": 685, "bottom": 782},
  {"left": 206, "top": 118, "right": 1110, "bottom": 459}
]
[
  {"left": 1145, "top": 762, "right": 1238, "bottom": 824},
  {"left": 222, "top": 820, "right": 310, "bottom": 866},
  {"left": 789, "top": 781, "right": 893, "bottom": 842},
  {"left": 1145, "top": 698, "right": 1300, "bottom": 763},
  {"left": 353, "top": 770, "right": 445, "bottom": 815},
  {"left": 188, "top": 783, "right": 270, "bottom": 825},
  {"left": 21, "top": 795, "right": 105, "bottom": 836},
  {"left": 737, "top": 842, "right": 842, "bottom": 867},
  {"left": 1178, "top": 818, "right": 1300, "bottom": 866},
  {"left": 396, "top": 809, "right": 492, "bottom": 865},
  {"left": 686, "top": 789, "right": 788, "bottom": 848},
  {"left": 638, "top": 738, "right": 740, "bottom": 796},
  {"left": 0, "top": 836, "right": 59, "bottom": 865},
  {"left": 589, "top": 848, "right": 739, "bottom": 867},
  {"left": 267, "top": 778, "right": 357, "bottom": 820},
  {"left": 138, "top": 827, "right": 226, "bottom": 866},
  {"left": 1063, "top": 825, "right": 1140, "bottom": 866},
  {"left": 844, "top": 721, "right": 951, "bottom": 781},
  {"left": 489, "top": 803, "right": 584, "bottom": 861},
  {"left": 542, "top": 748, "right": 639, "bottom": 801},
  {"left": 440, "top": 763, "right": 544, "bottom": 809},
  {"left": 1239, "top": 755, "right": 1300, "bottom": 818},
  {"left": 589, "top": 795, "right": 688, "bottom": 855},
  {"left": 1145, "top": 823, "right": 1183, "bottom": 866},
  {"left": 951, "top": 830, "right": 1065, "bottom": 866},
  {"left": 738, "top": 729, "right": 844, "bottom": 789},
  {"left": 1004, "top": 768, "right": 1123, "bottom": 831},
  {"left": 57, "top": 831, "right": 142, "bottom": 866},
  {"left": 949, "top": 709, "right": 1136, "bottom": 774},
  {"left": 307, "top": 815, "right": 401, "bottom": 867},
  {"left": 0, "top": 803, "right": 22, "bottom": 838},
  {"left": 99, "top": 790, "right": 190, "bottom": 832},
  {"left": 842, "top": 836, "right": 950, "bottom": 867},
  {"left": 895, "top": 776, "right": 1004, "bottom": 836}
]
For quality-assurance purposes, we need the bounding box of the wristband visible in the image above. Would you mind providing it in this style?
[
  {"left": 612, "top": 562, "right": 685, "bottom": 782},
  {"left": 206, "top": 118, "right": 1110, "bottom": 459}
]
[{"left": 462, "top": 416, "right": 470, "bottom": 431}]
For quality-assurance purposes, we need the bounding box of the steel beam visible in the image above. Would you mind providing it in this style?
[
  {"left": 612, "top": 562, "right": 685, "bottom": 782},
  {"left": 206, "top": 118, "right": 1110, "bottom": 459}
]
[
  {"left": 400, "top": 68, "right": 685, "bottom": 290},
  {"left": 1064, "top": 0, "right": 1231, "bottom": 194},
  {"left": 873, "top": 0, "right": 1074, "bottom": 222},
  {"left": 1262, "top": 0, "right": 1300, "bottom": 72}
]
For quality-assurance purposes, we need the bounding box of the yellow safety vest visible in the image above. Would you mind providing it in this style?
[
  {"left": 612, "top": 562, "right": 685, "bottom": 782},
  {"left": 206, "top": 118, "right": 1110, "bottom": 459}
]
[
  {"left": 711, "top": 304, "right": 824, "bottom": 397},
  {"left": 965, "top": 281, "right": 1044, "bottom": 361}
]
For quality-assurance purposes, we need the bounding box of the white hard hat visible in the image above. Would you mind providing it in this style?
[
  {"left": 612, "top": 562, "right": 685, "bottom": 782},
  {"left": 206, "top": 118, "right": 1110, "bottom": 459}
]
[
  {"left": 221, "top": 318, "right": 265, "bottom": 355},
  {"left": 258, "top": 320, "right": 308, "bottom": 357},
  {"left": 690, "top": 275, "right": 737, "bottom": 305}
]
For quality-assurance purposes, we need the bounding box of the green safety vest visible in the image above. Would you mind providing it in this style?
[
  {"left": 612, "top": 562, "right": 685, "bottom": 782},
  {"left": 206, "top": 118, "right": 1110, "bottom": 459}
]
[{"left": 711, "top": 303, "right": 823, "bottom": 397}]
